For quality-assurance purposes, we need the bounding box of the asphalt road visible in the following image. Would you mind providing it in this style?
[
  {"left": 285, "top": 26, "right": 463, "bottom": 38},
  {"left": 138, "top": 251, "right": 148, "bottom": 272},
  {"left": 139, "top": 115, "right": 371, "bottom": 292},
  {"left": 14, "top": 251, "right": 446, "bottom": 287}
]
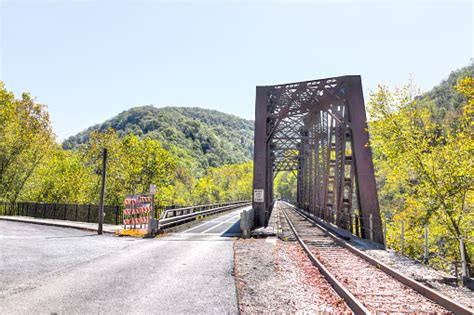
[{"left": 0, "top": 207, "right": 248, "bottom": 314}]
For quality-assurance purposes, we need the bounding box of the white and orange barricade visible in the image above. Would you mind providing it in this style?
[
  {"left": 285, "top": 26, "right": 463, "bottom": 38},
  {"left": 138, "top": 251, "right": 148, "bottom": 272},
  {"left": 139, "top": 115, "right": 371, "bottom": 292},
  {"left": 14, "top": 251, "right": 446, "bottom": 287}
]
[{"left": 121, "top": 194, "right": 154, "bottom": 235}]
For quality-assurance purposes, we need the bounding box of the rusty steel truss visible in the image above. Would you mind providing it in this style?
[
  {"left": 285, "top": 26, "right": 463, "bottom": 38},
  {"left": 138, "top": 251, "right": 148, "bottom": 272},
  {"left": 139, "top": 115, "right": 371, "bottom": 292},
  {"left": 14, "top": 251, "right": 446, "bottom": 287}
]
[{"left": 252, "top": 75, "right": 384, "bottom": 244}]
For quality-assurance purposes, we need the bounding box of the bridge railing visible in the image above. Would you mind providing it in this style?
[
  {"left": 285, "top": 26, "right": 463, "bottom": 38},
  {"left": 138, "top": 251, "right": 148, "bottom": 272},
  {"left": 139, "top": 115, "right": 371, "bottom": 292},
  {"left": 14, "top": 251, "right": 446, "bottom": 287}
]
[
  {"left": 158, "top": 200, "right": 251, "bottom": 230},
  {"left": 0, "top": 200, "right": 249, "bottom": 226}
]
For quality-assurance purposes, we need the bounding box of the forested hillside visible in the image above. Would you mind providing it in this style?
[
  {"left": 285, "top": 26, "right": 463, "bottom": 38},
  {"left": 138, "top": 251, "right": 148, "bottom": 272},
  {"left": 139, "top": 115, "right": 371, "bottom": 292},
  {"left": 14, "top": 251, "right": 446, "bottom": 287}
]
[
  {"left": 63, "top": 106, "right": 254, "bottom": 175},
  {"left": 367, "top": 62, "right": 473, "bottom": 275}
]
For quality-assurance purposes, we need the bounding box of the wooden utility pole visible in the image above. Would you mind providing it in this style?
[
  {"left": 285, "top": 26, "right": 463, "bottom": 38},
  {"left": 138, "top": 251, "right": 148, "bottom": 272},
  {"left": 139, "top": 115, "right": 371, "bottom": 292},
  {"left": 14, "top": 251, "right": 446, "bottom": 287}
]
[{"left": 98, "top": 148, "right": 107, "bottom": 234}]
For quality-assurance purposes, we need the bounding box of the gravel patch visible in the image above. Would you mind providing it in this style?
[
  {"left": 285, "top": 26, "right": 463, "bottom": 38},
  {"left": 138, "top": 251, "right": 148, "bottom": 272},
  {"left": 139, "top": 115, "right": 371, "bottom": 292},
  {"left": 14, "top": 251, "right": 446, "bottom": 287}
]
[
  {"left": 359, "top": 247, "right": 474, "bottom": 309},
  {"left": 234, "top": 238, "right": 350, "bottom": 314}
]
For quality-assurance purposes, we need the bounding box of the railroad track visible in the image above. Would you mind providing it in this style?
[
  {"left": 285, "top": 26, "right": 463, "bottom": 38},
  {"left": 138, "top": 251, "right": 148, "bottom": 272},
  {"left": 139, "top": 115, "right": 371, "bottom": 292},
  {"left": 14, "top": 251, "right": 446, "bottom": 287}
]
[{"left": 279, "top": 202, "right": 472, "bottom": 315}]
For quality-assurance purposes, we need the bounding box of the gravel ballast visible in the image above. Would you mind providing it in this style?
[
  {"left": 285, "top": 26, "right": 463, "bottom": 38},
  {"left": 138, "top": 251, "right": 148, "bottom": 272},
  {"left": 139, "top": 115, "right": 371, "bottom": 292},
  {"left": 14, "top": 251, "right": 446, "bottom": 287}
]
[{"left": 234, "top": 238, "right": 350, "bottom": 313}]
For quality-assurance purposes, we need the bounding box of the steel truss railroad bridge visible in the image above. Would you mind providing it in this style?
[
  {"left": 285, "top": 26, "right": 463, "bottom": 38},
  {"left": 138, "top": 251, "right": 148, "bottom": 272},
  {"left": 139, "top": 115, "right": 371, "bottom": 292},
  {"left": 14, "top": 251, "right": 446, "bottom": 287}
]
[{"left": 252, "top": 75, "right": 384, "bottom": 244}]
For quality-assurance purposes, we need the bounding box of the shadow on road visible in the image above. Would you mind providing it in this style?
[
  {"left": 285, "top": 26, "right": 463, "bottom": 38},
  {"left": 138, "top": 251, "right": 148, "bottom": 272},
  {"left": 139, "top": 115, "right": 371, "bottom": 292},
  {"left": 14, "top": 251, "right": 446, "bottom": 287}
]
[{"left": 221, "top": 220, "right": 241, "bottom": 237}]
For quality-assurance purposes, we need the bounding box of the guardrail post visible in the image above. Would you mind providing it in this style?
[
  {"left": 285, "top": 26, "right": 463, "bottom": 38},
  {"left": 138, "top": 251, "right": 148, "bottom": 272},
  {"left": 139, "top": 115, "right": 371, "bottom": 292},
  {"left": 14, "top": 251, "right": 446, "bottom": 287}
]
[
  {"left": 369, "top": 213, "right": 373, "bottom": 241},
  {"left": 423, "top": 224, "right": 428, "bottom": 263},
  {"left": 460, "top": 236, "right": 469, "bottom": 285},
  {"left": 383, "top": 216, "right": 387, "bottom": 246},
  {"left": 355, "top": 214, "right": 360, "bottom": 237},
  {"left": 401, "top": 220, "right": 405, "bottom": 255}
]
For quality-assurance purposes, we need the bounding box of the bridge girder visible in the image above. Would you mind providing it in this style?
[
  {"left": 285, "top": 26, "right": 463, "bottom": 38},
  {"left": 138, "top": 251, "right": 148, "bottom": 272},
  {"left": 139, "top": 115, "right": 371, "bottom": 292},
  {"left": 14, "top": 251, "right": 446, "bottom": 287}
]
[{"left": 252, "top": 75, "right": 384, "bottom": 244}]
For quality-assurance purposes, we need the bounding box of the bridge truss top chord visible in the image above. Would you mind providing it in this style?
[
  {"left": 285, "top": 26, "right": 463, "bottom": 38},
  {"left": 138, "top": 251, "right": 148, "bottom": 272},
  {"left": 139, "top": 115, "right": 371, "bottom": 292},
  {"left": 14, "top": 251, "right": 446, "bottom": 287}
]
[{"left": 252, "top": 75, "right": 384, "bottom": 244}]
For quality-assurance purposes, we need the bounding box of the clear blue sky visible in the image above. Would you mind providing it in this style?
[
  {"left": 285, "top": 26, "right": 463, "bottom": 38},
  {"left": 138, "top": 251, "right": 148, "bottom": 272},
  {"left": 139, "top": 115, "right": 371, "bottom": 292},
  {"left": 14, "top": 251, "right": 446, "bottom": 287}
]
[{"left": 1, "top": 1, "right": 472, "bottom": 141}]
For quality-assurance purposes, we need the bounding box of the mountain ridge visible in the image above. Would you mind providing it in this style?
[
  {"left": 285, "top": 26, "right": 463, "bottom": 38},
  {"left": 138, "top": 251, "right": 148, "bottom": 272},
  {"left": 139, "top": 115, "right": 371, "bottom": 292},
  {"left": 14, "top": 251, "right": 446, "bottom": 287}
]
[{"left": 63, "top": 105, "right": 254, "bottom": 175}]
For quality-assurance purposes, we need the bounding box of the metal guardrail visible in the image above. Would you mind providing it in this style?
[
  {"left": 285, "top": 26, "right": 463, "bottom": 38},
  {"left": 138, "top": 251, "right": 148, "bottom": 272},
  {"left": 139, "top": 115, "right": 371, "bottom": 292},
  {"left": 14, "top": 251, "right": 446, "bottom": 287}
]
[
  {"left": 158, "top": 201, "right": 250, "bottom": 230},
  {"left": 0, "top": 200, "right": 250, "bottom": 229}
]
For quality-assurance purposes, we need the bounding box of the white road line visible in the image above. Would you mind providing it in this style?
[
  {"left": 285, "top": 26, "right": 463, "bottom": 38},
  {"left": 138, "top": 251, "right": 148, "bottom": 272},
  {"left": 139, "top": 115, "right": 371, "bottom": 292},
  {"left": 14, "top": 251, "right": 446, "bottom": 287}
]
[
  {"left": 182, "top": 210, "right": 242, "bottom": 233},
  {"left": 182, "top": 221, "right": 213, "bottom": 233},
  {"left": 200, "top": 216, "right": 240, "bottom": 234}
]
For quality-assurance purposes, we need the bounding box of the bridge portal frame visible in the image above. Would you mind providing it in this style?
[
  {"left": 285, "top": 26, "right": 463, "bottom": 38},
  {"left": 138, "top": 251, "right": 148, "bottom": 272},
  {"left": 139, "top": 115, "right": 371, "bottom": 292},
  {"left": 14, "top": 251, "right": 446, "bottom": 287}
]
[{"left": 252, "top": 75, "right": 384, "bottom": 244}]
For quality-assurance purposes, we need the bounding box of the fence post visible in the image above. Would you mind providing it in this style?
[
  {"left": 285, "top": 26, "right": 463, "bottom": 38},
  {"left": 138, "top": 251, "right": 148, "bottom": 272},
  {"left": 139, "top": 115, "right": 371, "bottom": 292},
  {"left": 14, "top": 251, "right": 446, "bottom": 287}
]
[
  {"left": 87, "top": 204, "right": 91, "bottom": 222},
  {"left": 98, "top": 148, "right": 107, "bottom": 235},
  {"left": 75, "top": 204, "right": 78, "bottom": 221},
  {"left": 64, "top": 204, "right": 67, "bottom": 220},
  {"left": 53, "top": 204, "right": 56, "bottom": 219},
  {"left": 355, "top": 214, "right": 360, "bottom": 237},
  {"left": 460, "top": 236, "right": 469, "bottom": 285},
  {"left": 401, "top": 220, "right": 405, "bottom": 255},
  {"left": 115, "top": 205, "right": 119, "bottom": 225},
  {"left": 383, "top": 216, "right": 387, "bottom": 246},
  {"left": 423, "top": 224, "right": 428, "bottom": 263},
  {"left": 34, "top": 203, "right": 38, "bottom": 218},
  {"left": 369, "top": 213, "right": 373, "bottom": 241},
  {"left": 454, "top": 257, "right": 459, "bottom": 282}
]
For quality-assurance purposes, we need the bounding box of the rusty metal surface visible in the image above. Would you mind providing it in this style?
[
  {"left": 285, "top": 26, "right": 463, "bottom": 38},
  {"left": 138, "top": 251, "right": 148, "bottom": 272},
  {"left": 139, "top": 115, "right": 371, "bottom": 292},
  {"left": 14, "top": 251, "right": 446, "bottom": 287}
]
[{"left": 252, "top": 76, "right": 383, "bottom": 243}]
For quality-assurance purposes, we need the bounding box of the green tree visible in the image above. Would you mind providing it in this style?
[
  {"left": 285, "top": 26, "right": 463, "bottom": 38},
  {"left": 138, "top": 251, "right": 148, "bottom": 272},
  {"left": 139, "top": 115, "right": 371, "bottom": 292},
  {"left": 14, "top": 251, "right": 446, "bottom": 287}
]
[
  {"left": 83, "top": 129, "right": 178, "bottom": 205},
  {"left": 0, "top": 82, "right": 54, "bottom": 202},
  {"left": 274, "top": 171, "right": 297, "bottom": 202},
  {"left": 367, "top": 78, "right": 473, "bottom": 274},
  {"left": 21, "top": 148, "right": 95, "bottom": 204},
  {"left": 191, "top": 162, "right": 253, "bottom": 204}
]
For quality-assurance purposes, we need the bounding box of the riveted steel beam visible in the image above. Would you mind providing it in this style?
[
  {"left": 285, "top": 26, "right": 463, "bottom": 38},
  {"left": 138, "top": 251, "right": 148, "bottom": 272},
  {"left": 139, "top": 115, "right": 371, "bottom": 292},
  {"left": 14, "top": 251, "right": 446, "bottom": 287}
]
[{"left": 252, "top": 76, "right": 383, "bottom": 244}]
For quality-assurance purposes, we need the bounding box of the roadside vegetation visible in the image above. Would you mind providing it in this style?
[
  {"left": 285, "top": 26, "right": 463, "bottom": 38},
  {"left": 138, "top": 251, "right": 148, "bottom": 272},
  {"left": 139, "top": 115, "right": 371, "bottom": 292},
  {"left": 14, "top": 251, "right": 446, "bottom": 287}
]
[
  {"left": 367, "top": 64, "right": 473, "bottom": 275},
  {"left": 0, "top": 88, "right": 253, "bottom": 207}
]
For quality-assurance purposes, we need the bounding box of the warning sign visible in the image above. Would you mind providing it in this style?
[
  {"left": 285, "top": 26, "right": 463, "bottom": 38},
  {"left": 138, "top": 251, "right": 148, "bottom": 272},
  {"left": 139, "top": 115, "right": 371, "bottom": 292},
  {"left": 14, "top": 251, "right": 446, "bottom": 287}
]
[{"left": 254, "top": 189, "right": 264, "bottom": 202}]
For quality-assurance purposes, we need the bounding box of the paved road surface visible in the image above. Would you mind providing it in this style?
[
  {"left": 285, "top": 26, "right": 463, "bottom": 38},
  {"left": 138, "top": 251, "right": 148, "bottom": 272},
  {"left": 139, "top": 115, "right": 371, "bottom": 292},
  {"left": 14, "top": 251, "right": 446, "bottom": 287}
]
[{"left": 0, "top": 207, "right": 248, "bottom": 314}]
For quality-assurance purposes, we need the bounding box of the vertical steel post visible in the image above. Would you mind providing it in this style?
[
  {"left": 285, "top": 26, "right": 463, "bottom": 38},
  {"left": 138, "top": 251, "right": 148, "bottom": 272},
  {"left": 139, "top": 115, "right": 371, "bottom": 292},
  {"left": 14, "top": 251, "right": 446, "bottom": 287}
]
[
  {"left": 369, "top": 213, "right": 373, "bottom": 241},
  {"left": 401, "top": 220, "right": 405, "bottom": 255},
  {"left": 383, "top": 216, "right": 387, "bottom": 246},
  {"left": 460, "top": 236, "right": 469, "bottom": 283},
  {"left": 346, "top": 76, "right": 384, "bottom": 244},
  {"left": 98, "top": 148, "right": 107, "bottom": 235},
  {"left": 253, "top": 86, "right": 271, "bottom": 228},
  {"left": 148, "top": 193, "right": 155, "bottom": 235},
  {"left": 424, "top": 224, "right": 428, "bottom": 263}
]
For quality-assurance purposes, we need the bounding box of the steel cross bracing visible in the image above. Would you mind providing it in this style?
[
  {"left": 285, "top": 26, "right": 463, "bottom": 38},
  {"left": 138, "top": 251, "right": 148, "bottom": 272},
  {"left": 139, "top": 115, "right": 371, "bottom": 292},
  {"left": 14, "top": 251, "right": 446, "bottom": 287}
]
[{"left": 253, "top": 75, "right": 384, "bottom": 244}]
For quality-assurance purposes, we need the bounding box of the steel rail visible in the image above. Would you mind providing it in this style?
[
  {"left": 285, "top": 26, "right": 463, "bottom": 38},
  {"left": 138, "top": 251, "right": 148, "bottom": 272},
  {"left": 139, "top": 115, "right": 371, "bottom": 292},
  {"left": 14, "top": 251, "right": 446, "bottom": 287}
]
[
  {"left": 284, "top": 202, "right": 473, "bottom": 315},
  {"left": 158, "top": 202, "right": 250, "bottom": 230},
  {"left": 281, "top": 207, "right": 370, "bottom": 315}
]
